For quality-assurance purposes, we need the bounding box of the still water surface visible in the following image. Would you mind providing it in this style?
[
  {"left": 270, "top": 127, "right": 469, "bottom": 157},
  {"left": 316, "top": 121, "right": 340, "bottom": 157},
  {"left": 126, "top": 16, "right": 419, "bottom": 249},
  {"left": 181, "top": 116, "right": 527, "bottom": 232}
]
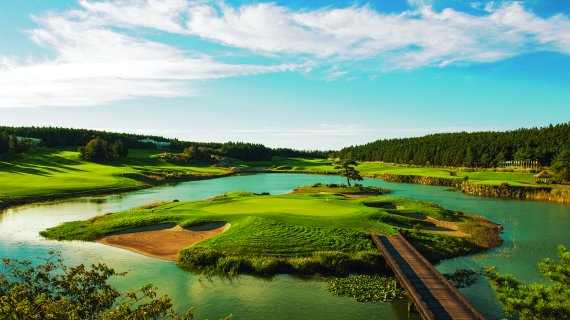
[{"left": 1, "top": 174, "right": 568, "bottom": 319}]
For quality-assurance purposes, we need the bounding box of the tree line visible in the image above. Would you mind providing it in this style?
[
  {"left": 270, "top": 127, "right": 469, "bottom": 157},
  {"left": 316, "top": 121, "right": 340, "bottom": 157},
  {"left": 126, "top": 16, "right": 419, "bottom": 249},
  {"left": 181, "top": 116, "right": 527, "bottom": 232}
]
[
  {"left": 338, "top": 123, "right": 570, "bottom": 167},
  {"left": 0, "top": 126, "right": 331, "bottom": 161},
  {"left": 0, "top": 126, "right": 171, "bottom": 149}
]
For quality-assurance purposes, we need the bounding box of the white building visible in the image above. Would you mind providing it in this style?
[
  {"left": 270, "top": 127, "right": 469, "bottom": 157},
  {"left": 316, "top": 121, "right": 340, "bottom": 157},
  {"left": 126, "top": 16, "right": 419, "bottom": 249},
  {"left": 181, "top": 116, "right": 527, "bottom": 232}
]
[
  {"left": 139, "top": 139, "right": 171, "bottom": 150},
  {"left": 16, "top": 136, "right": 42, "bottom": 147}
]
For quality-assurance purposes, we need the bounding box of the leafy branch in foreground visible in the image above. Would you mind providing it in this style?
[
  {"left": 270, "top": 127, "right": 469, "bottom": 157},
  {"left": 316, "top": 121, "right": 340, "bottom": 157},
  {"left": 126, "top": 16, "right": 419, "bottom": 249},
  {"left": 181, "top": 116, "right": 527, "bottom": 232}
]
[
  {"left": 0, "top": 251, "right": 193, "bottom": 320},
  {"left": 485, "top": 245, "right": 570, "bottom": 320}
]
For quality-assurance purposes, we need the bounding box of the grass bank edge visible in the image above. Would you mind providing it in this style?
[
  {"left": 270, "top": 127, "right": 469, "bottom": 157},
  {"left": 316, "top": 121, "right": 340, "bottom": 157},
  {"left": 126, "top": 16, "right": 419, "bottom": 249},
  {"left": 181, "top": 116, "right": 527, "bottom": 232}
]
[{"left": 249, "top": 158, "right": 570, "bottom": 204}]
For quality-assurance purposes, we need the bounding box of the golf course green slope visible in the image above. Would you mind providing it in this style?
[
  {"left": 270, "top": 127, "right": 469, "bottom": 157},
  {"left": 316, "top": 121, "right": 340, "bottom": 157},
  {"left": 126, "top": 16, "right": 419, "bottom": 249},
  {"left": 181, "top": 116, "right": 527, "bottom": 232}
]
[
  {"left": 42, "top": 187, "right": 501, "bottom": 276},
  {"left": 0, "top": 148, "right": 230, "bottom": 208}
]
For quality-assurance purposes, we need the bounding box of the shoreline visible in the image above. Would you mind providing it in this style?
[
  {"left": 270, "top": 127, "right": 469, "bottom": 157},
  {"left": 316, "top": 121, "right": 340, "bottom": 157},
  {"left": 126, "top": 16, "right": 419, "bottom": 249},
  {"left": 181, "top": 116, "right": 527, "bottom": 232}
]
[
  {"left": 2, "top": 169, "right": 568, "bottom": 212},
  {"left": 267, "top": 169, "right": 569, "bottom": 205},
  {"left": 363, "top": 172, "right": 570, "bottom": 205}
]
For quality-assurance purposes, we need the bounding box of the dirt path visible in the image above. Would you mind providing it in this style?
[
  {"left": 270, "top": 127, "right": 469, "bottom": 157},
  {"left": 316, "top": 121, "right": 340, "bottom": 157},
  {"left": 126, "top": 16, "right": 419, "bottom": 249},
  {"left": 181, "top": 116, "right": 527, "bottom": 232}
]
[{"left": 97, "top": 223, "right": 230, "bottom": 261}]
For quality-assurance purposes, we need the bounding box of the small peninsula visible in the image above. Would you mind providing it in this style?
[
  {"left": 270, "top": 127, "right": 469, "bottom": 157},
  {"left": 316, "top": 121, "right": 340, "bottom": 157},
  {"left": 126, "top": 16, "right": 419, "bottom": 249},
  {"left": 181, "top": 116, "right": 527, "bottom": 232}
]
[{"left": 41, "top": 184, "right": 502, "bottom": 276}]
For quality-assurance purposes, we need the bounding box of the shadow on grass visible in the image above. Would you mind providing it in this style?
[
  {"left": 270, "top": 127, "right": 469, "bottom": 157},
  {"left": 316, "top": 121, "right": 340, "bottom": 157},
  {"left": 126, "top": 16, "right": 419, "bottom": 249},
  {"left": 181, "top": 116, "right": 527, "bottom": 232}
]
[
  {"left": 0, "top": 162, "right": 52, "bottom": 176},
  {"left": 0, "top": 152, "right": 87, "bottom": 176}
]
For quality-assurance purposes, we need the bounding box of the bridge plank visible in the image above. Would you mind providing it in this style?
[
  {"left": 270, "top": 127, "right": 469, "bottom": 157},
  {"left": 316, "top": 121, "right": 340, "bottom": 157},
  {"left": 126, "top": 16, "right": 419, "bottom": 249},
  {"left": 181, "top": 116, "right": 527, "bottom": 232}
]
[{"left": 373, "top": 234, "right": 485, "bottom": 320}]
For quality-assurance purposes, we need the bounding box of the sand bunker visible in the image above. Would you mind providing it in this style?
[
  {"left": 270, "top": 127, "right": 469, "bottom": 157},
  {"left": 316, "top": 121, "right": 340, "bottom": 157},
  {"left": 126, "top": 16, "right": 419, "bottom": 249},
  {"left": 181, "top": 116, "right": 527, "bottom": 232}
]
[
  {"left": 342, "top": 193, "right": 376, "bottom": 198},
  {"left": 97, "top": 222, "right": 230, "bottom": 261},
  {"left": 423, "top": 217, "right": 465, "bottom": 237},
  {"left": 385, "top": 212, "right": 466, "bottom": 237}
]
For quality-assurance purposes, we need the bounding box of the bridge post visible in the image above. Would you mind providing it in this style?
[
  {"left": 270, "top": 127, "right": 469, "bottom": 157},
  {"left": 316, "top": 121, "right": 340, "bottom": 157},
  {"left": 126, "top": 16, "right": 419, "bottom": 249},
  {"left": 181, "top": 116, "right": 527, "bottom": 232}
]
[
  {"left": 373, "top": 234, "right": 486, "bottom": 320},
  {"left": 408, "top": 299, "right": 417, "bottom": 314}
]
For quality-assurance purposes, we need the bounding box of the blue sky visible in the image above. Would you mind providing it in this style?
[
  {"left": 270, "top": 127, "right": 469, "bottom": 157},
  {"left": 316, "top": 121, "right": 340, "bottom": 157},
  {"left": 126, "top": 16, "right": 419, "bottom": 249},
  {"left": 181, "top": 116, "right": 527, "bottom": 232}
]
[{"left": 0, "top": 0, "right": 569, "bottom": 150}]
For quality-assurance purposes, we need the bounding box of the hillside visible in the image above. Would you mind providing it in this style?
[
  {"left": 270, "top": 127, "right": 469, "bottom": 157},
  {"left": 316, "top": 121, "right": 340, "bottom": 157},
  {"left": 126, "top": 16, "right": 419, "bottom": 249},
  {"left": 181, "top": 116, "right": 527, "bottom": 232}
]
[{"left": 339, "top": 123, "right": 570, "bottom": 167}]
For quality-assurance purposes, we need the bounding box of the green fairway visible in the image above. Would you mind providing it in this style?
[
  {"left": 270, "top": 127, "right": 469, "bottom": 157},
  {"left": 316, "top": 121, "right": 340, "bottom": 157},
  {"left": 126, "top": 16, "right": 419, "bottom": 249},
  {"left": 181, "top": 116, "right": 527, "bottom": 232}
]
[
  {"left": 42, "top": 189, "right": 500, "bottom": 275},
  {"left": 357, "top": 162, "right": 539, "bottom": 186},
  {"left": 0, "top": 148, "right": 229, "bottom": 205},
  {"left": 242, "top": 157, "right": 334, "bottom": 172},
  {"left": 257, "top": 158, "right": 542, "bottom": 187}
]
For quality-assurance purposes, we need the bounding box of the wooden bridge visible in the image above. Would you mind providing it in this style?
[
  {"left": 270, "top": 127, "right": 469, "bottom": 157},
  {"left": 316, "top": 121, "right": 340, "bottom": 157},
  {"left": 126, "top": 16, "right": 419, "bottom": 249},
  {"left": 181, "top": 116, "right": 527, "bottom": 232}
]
[{"left": 372, "top": 233, "right": 485, "bottom": 320}]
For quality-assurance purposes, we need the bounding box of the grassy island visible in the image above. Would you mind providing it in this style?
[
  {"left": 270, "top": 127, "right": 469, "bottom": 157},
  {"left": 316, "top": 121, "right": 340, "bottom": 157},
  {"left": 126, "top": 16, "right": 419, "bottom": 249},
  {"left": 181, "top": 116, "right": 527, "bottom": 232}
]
[{"left": 41, "top": 185, "right": 501, "bottom": 276}]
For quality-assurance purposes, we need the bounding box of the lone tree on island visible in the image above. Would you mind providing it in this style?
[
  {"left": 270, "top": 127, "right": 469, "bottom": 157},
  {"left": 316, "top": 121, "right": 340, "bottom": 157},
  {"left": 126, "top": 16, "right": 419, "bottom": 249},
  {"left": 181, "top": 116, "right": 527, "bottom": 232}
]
[{"left": 334, "top": 159, "right": 363, "bottom": 186}]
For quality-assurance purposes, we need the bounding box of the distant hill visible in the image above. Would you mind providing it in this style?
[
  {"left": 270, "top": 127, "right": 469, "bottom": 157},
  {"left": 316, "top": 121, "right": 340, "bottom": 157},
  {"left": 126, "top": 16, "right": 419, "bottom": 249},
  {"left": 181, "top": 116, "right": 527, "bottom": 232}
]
[{"left": 338, "top": 122, "right": 570, "bottom": 167}]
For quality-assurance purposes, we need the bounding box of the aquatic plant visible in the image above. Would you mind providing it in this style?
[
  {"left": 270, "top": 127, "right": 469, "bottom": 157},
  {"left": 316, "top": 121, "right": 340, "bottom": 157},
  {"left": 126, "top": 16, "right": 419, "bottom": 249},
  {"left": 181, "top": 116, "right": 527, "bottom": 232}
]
[
  {"left": 327, "top": 275, "right": 406, "bottom": 302},
  {"left": 442, "top": 269, "right": 480, "bottom": 288}
]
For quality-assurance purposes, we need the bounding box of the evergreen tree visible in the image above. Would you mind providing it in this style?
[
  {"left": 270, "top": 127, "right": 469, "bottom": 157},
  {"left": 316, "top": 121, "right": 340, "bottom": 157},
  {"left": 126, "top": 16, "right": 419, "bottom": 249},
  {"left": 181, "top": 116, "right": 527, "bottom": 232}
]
[
  {"left": 485, "top": 245, "right": 570, "bottom": 319},
  {"left": 111, "top": 139, "right": 128, "bottom": 158},
  {"left": 338, "top": 123, "right": 570, "bottom": 167},
  {"left": 334, "top": 160, "right": 363, "bottom": 186},
  {"left": 550, "top": 150, "right": 570, "bottom": 182},
  {"left": 0, "top": 131, "right": 9, "bottom": 154}
]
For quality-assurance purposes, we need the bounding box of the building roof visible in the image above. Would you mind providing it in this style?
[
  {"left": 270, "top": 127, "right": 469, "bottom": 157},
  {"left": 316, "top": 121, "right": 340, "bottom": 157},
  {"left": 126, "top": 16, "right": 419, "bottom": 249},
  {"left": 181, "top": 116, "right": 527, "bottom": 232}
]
[{"left": 534, "top": 170, "right": 550, "bottom": 178}]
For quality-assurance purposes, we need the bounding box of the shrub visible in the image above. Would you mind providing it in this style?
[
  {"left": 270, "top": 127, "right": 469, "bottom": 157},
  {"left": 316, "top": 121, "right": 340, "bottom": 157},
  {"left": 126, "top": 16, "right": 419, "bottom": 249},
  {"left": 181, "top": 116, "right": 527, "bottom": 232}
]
[
  {"left": 485, "top": 245, "right": 570, "bottom": 319},
  {"left": 458, "top": 221, "right": 502, "bottom": 249},
  {"left": 412, "top": 223, "right": 423, "bottom": 233},
  {"left": 179, "top": 247, "right": 224, "bottom": 267},
  {"left": 0, "top": 252, "right": 193, "bottom": 320},
  {"left": 178, "top": 248, "right": 384, "bottom": 277},
  {"left": 249, "top": 257, "right": 289, "bottom": 275},
  {"left": 78, "top": 138, "right": 128, "bottom": 161},
  {"left": 313, "top": 251, "right": 352, "bottom": 275}
]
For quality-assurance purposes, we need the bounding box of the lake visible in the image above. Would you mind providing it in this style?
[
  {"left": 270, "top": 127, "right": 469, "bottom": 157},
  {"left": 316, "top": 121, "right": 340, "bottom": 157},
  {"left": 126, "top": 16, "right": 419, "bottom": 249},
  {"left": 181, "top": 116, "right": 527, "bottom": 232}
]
[{"left": 1, "top": 173, "right": 568, "bottom": 319}]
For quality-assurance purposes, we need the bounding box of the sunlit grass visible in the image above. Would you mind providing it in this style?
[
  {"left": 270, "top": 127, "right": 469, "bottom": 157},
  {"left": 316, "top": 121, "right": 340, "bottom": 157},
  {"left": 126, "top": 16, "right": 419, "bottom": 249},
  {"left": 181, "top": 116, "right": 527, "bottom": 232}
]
[{"left": 0, "top": 147, "right": 228, "bottom": 202}]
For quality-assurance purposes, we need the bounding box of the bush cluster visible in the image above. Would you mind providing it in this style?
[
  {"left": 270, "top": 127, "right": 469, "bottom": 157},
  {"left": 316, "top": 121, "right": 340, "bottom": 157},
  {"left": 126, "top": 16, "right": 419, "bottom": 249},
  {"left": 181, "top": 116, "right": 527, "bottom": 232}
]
[
  {"left": 78, "top": 138, "right": 128, "bottom": 161},
  {"left": 178, "top": 248, "right": 385, "bottom": 277}
]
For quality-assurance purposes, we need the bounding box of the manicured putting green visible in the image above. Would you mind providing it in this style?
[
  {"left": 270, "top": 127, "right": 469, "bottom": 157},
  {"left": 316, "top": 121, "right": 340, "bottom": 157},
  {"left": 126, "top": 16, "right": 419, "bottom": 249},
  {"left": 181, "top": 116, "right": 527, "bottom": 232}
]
[{"left": 199, "top": 196, "right": 360, "bottom": 216}]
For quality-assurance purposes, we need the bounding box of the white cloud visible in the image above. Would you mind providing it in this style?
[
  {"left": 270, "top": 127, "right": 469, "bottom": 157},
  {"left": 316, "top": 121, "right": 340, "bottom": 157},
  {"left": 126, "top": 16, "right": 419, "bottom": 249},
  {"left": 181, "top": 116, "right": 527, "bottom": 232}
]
[
  {"left": 182, "top": 2, "right": 570, "bottom": 69},
  {"left": 76, "top": 0, "right": 191, "bottom": 33},
  {"left": 1, "top": 0, "right": 569, "bottom": 108},
  {"left": 0, "top": 0, "right": 294, "bottom": 108}
]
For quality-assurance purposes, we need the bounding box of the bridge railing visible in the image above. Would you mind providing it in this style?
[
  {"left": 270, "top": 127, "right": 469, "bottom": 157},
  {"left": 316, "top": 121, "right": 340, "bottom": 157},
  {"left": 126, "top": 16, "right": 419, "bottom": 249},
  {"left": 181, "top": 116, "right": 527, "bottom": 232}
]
[
  {"left": 372, "top": 235, "right": 436, "bottom": 320},
  {"left": 393, "top": 233, "right": 485, "bottom": 320}
]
